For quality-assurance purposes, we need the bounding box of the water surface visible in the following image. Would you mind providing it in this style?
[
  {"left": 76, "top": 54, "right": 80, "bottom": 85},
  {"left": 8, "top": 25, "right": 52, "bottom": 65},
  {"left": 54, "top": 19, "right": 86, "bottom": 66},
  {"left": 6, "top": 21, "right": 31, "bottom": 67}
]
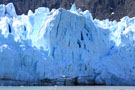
[{"left": 0, "top": 86, "right": 135, "bottom": 90}]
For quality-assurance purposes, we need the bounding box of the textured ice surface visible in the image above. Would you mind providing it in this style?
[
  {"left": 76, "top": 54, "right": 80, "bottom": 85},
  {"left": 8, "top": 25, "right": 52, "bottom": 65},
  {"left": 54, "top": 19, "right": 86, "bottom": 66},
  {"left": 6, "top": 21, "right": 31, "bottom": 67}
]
[{"left": 0, "top": 3, "right": 135, "bottom": 85}]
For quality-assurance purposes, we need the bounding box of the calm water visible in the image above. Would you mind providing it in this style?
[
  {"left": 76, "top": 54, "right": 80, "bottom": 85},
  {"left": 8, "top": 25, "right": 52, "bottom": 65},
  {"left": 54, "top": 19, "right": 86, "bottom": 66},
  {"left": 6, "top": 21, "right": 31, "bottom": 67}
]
[{"left": 0, "top": 86, "right": 135, "bottom": 90}]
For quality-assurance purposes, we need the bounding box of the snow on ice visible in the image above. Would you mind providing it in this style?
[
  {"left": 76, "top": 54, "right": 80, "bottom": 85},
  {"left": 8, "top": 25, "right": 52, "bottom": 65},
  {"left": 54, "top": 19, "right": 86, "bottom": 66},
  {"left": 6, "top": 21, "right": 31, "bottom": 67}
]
[{"left": 0, "top": 3, "right": 135, "bottom": 85}]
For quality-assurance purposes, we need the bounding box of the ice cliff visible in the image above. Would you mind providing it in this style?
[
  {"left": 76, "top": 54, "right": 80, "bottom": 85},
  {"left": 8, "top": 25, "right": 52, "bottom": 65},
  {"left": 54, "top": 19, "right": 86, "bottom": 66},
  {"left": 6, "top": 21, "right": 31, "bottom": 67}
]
[{"left": 0, "top": 3, "right": 135, "bottom": 85}]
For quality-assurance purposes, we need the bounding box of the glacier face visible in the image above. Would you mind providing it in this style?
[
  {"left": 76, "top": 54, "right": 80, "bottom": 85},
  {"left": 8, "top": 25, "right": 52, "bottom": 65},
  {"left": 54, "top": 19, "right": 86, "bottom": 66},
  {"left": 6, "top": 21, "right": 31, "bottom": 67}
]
[{"left": 0, "top": 3, "right": 135, "bottom": 85}]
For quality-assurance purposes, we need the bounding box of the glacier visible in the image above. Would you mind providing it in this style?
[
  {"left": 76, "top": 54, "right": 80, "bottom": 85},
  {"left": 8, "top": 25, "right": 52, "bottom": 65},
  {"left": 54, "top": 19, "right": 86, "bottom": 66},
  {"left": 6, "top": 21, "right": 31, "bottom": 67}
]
[{"left": 0, "top": 3, "right": 135, "bottom": 85}]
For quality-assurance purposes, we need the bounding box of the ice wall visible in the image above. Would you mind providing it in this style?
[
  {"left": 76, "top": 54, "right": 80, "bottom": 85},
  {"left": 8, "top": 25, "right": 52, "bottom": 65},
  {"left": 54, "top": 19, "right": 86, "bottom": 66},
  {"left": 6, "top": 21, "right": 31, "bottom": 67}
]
[{"left": 0, "top": 3, "right": 135, "bottom": 85}]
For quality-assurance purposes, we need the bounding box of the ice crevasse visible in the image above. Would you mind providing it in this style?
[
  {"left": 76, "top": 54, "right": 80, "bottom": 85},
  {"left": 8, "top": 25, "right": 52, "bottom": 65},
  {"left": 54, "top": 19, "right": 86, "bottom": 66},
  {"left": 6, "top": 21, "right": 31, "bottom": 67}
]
[{"left": 0, "top": 3, "right": 135, "bottom": 85}]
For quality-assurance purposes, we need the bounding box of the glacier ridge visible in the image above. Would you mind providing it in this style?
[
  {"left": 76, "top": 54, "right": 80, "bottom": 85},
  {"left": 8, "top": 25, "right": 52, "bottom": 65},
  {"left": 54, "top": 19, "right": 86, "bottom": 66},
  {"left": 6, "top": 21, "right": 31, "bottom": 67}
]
[{"left": 0, "top": 3, "right": 135, "bottom": 85}]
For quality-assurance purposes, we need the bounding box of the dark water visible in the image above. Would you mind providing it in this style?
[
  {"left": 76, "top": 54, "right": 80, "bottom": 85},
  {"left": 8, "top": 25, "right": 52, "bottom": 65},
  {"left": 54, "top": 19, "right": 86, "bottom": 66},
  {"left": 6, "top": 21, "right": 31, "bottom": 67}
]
[{"left": 0, "top": 86, "right": 135, "bottom": 90}]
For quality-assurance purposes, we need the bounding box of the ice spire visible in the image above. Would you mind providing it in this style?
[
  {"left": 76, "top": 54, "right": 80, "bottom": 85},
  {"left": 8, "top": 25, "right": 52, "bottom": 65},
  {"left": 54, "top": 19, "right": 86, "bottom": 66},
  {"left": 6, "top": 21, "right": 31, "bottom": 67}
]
[{"left": 70, "top": 3, "right": 77, "bottom": 11}]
